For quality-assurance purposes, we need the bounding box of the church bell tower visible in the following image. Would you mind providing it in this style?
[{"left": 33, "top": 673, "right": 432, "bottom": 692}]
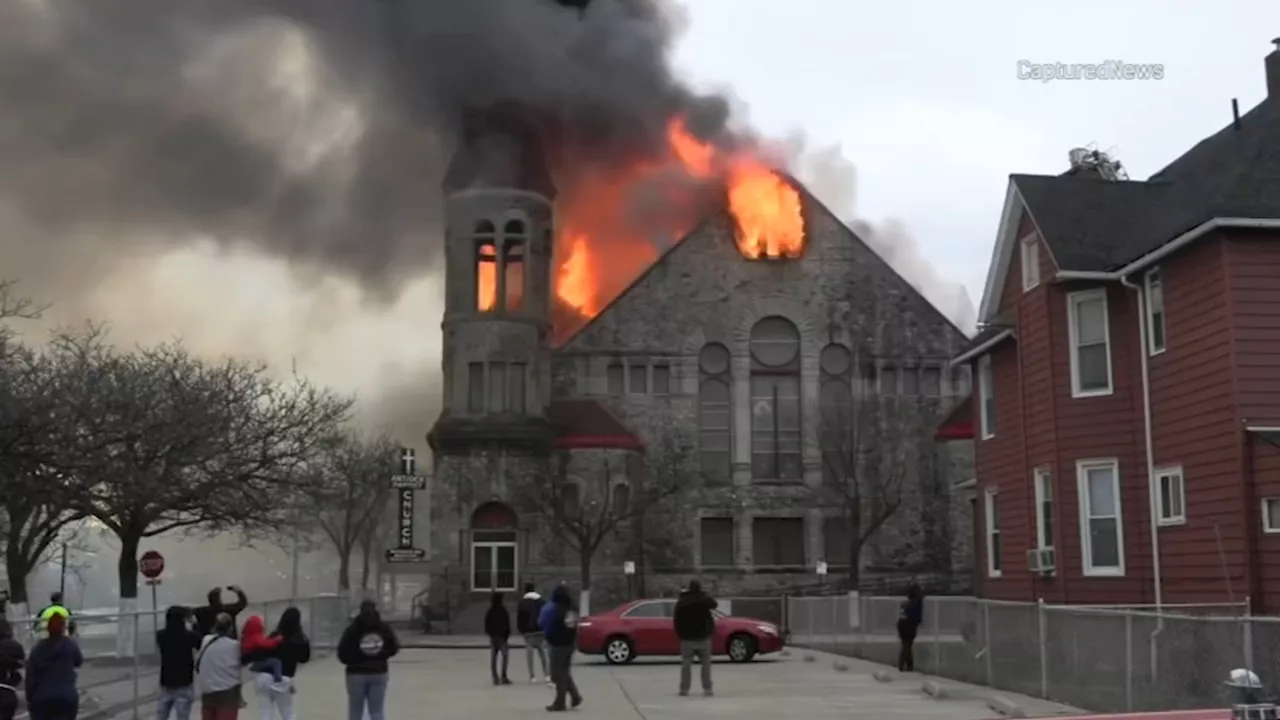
[{"left": 427, "top": 103, "right": 557, "bottom": 457}]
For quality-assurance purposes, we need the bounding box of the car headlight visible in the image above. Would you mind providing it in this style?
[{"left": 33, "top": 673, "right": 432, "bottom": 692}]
[
  {"left": 755, "top": 624, "right": 778, "bottom": 635},
  {"left": 578, "top": 621, "right": 592, "bottom": 628}
]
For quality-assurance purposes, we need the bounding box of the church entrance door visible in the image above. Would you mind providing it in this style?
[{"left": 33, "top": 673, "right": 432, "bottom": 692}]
[{"left": 471, "top": 541, "right": 517, "bottom": 591}]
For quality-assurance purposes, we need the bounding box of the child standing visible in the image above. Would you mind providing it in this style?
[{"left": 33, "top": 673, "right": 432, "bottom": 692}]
[{"left": 239, "top": 616, "right": 287, "bottom": 692}]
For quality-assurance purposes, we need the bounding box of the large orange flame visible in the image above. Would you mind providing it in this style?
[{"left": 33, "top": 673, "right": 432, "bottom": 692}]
[{"left": 468, "top": 115, "right": 805, "bottom": 341}]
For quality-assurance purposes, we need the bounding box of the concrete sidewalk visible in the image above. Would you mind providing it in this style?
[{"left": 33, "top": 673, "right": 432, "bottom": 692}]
[{"left": 189, "top": 647, "right": 1083, "bottom": 720}]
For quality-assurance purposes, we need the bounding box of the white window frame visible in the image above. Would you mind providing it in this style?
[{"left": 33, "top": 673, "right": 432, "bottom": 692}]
[
  {"left": 1033, "top": 467, "right": 1053, "bottom": 550},
  {"left": 984, "top": 488, "right": 1002, "bottom": 578},
  {"left": 1155, "top": 466, "right": 1185, "bottom": 526},
  {"left": 1021, "top": 235, "right": 1041, "bottom": 291},
  {"left": 1067, "top": 289, "right": 1114, "bottom": 398},
  {"left": 1144, "top": 267, "right": 1166, "bottom": 356},
  {"left": 978, "top": 355, "right": 995, "bottom": 440},
  {"left": 1262, "top": 498, "right": 1280, "bottom": 533},
  {"left": 1076, "top": 458, "right": 1125, "bottom": 577}
]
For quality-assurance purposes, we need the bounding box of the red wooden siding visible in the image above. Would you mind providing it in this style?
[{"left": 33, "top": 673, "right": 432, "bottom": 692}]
[{"left": 1148, "top": 237, "right": 1245, "bottom": 605}]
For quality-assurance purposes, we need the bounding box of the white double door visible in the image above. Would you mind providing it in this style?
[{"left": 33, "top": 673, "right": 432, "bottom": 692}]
[{"left": 471, "top": 541, "right": 517, "bottom": 592}]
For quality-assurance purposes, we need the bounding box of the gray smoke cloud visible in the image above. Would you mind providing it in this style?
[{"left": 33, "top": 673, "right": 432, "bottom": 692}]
[{"left": 0, "top": 0, "right": 973, "bottom": 451}]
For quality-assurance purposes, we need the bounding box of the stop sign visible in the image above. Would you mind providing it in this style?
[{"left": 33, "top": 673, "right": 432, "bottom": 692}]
[{"left": 139, "top": 550, "right": 165, "bottom": 579}]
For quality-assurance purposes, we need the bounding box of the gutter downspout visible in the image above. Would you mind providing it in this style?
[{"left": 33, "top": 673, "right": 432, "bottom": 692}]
[{"left": 1121, "top": 276, "right": 1164, "bottom": 670}]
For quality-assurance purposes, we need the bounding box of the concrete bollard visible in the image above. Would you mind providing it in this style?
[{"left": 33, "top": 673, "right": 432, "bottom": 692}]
[
  {"left": 921, "top": 679, "right": 949, "bottom": 698},
  {"left": 832, "top": 661, "right": 849, "bottom": 672},
  {"left": 985, "top": 695, "right": 1026, "bottom": 718},
  {"left": 872, "top": 670, "right": 894, "bottom": 682}
]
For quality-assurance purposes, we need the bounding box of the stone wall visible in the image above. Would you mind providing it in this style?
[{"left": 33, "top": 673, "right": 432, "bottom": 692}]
[{"left": 547, "top": 196, "right": 975, "bottom": 594}]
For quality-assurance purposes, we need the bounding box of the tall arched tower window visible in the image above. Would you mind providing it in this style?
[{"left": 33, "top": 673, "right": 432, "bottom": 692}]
[
  {"left": 502, "top": 218, "right": 526, "bottom": 312},
  {"left": 474, "top": 220, "right": 497, "bottom": 312},
  {"left": 750, "top": 317, "right": 802, "bottom": 480},
  {"left": 819, "top": 344, "right": 853, "bottom": 485},
  {"left": 698, "top": 343, "right": 732, "bottom": 483}
]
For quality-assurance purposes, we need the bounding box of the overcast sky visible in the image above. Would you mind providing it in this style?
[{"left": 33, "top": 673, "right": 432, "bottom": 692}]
[{"left": 670, "top": 0, "right": 1280, "bottom": 303}]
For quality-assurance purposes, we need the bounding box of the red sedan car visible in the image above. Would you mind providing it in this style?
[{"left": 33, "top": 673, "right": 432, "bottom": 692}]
[{"left": 575, "top": 598, "right": 784, "bottom": 664}]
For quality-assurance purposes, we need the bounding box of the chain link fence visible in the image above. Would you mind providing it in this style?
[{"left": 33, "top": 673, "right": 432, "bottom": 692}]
[{"left": 783, "top": 594, "right": 1260, "bottom": 714}]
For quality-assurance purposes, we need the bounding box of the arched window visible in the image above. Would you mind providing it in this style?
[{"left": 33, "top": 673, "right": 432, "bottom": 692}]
[
  {"left": 502, "top": 218, "right": 526, "bottom": 312},
  {"left": 474, "top": 220, "right": 497, "bottom": 312},
  {"left": 612, "top": 483, "right": 631, "bottom": 518},
  {"left": 698, "top": 343, "right": 732, "bottom": 483},
  {"left": 819, "top": 344, "right": 853, "bottom": 485},
  {"left": 750, "top": 317, "right": 801, "bottom": 480}
]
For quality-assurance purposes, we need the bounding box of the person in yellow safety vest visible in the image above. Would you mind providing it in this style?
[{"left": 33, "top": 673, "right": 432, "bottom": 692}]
[{"left": 35, "top": 592, "right": 74, "bottom": 638}]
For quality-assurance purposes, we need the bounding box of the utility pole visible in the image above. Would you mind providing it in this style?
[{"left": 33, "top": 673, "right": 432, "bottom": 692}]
[
  {"left": 290, "top": 522, "right": 301, "bottom": 598},
  {"left": 59, "top": 542, "right": 67, "bottom": 597}
]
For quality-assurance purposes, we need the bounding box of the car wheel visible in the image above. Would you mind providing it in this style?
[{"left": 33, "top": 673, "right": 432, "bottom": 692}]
[
  {"left": 604, "top": 635, "right": 635, "bottom": 664},
  {"left": 727, "top": 633, "right": 757, "bottom": 663}
]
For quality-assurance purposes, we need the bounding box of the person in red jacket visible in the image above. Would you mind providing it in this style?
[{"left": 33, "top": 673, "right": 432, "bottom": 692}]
[{"left": 239, "top": 617, "right": 285, "bottom": 691}]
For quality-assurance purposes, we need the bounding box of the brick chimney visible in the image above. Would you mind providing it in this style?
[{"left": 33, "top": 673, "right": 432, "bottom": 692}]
[{"left": 1268, "top": 38, "right": 1280, "bottom": 98}]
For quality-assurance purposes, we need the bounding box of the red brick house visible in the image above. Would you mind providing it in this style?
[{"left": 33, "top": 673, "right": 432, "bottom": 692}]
[{"left": 943, "top": 41, "right": 1280, "bottom": 609}]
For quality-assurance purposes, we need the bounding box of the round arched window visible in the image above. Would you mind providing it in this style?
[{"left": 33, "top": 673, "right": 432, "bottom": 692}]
[
  {"left": 820, "top": 344, "right": 851, "bottom": 376},
  {"left": 750, "top": 317, "right": 800, "bottom": 367},
  {"left": 699, "top": 343, "right": 730, "bottom": 375}
]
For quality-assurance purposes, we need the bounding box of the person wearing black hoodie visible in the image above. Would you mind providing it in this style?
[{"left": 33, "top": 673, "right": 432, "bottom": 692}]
[
  {"left": 193, "top": 587, "right": 249, "bottom": 639},
  {"left": 24, "top": 614, "right": 81, "bottom": 720},
  {"left": 483, "top": 592, "right": 513, "bottom": 686},
  {"left": 539, "top": 586, "right": 581, "bottom": 712},
  {"left": 156, "top": 606, "right": 202, "bottom": 720},
  {"left": 515, "top": 582, "right": 549, "bottom": 685},
  {"left": 672, "top": 579, "right": 717, "bottom": 697},
  {"left": 896, "top": 583, "right": 924, "bottom": 672},
  {"left": 247, "top": 607, "right": 311, "bottom": 720},
  {"left": 337, "top": 601, "right": 399, "bottom": 720},
  {"left": 0, "top": 619, "right": 25, "bottom": 720}
]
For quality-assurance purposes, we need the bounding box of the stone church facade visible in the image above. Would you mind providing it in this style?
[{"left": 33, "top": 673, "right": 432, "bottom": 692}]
[{"left": 424, "top": 111, "right": 974, "bottom": 616}]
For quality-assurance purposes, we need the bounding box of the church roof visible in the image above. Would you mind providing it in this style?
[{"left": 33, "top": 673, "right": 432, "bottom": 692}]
[{"left": 549, "top": 398, "right": 643, "bottom": 451}]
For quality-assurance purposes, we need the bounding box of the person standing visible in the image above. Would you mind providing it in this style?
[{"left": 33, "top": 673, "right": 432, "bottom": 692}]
[
  {"left": 515, "top": 583, "right": 549, "bottom": 685},
  {"left": 248, "top": 607, "right": 310, "bottom": 720},
  {"left": 24, "top": 614, "right": 82, "bottom": 720},
  {"left": 337, "top": 600, "right": 399, "bottom": 720},
  {"left": 195, "top": 614, "right": 243, "bottom": 720},
  {"left": 156, "top": 606, "right": 202, "bottom": 720},
  {"left": 194, "top": 587, "right": 249, "bottom": 639},
  {"left": 35, "top": 593, "right": 73, "bottom": 638},
  {"left": 672, "top": 579, "right": 717, "bottom": 697},
  {"left": 484, "top": 593, "right": 513, "bottom": 686},
  {"left": 539, "top": 586, "right": 581, "bottom": 712},
  {"left": 0, "top": 619, "right": 25, "bottom": 720},
  {"left": 896, "top": 583, "right": 924, "bottom": 672}
]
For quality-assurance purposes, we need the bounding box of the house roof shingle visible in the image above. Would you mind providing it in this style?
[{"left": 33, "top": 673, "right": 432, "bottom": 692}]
[{"left": 1016, "top": 97, "right": 1280, "bottom": 272}]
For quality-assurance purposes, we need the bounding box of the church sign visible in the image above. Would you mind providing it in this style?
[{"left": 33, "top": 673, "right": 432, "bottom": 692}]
[{"left": 386, "top": 447, "right": 427, "bottom": 563}]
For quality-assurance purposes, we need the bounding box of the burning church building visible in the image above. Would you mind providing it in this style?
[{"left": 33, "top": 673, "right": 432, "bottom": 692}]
[{"left": 421, "top": 0, "right": 974, "bottom": 618}]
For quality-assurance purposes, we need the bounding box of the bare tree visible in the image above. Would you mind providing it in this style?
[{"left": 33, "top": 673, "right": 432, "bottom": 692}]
[
  {"left": 818, "top": 398, "right": 910, "bottom": 589},
  {"left": 42, "top": 330, "right": 349, "bottom": 651},
  {"left": 522, "top": 433, "right": 694, "bottom": 594},
  {"left": 295, "top": 432, "right": 396, "bottom": 593}
]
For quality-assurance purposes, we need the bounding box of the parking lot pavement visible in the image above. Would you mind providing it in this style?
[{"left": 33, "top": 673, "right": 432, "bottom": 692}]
[{"left": 258, "top": 647, "right": 1081, "bottom": 720}]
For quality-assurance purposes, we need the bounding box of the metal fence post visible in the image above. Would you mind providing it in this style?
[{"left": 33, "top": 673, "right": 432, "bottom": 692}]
[
  {"left": 1124, "top": 612, "right": 1134, "bottom": 712},
  {"left": 308, "top": 596, "right": 317, "bottom": 643},
  {"left": 131, "top": 611, "right": 141, "bottom": 720},
  {"left": 983, "top": 600, "right": 993, "bottom": 686},
  {"left": 932, "top": 599, "right": 941, "bottom": 674},
  {"left": 806, "top": 597, "right": 815, "bottom": 646},
  {"left": 830, "top": 596, "right": 839, "bottom": 654},
  {"left": 1244, "top": 595, "right": 1255, "bottom": 675},
  {"left": 1037, "top": 598, "right": 1048, "bottom": 698}
]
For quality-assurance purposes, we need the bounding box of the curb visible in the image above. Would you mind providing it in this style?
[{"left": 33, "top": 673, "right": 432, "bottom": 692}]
[
  {"left": 872, "top": 670, "right": 894, "bottom": 682},
  {"left": 985, "top": 695, "right": 1026, "bottom": 718},
  {"left": 921, "top": 679, "right": 949, "bottom": 699}
]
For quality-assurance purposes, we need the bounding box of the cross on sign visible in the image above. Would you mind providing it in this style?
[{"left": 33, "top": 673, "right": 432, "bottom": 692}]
[{"left": 400, "top": 447, "right": 415, "bottom": 476}]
